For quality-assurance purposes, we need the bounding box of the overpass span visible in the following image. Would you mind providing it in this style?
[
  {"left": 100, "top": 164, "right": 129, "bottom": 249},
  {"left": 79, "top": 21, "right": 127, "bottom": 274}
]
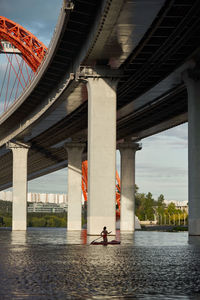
[
  {"left": 0, "top": 0, "right": 199, "bottom": 189},
  {"left": 0, "top": 0, "right": 200, "bottom": 234}
]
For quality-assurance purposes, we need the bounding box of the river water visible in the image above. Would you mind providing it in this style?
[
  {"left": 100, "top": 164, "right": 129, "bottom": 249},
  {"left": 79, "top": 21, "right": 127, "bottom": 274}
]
[{"left": 0, "top": 228, "right": 200, "bottom": 299}]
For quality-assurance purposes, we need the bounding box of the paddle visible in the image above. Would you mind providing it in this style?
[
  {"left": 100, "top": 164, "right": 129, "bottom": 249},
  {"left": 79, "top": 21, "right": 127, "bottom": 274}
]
[
  {"left": 90, "top": 236, "right": 102, "bottom": 244},
  {"left": 90, "top": 231, "right": 112, "bottom": 244}
]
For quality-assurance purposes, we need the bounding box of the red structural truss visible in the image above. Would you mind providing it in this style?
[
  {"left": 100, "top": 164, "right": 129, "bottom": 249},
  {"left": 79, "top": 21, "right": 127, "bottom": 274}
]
[
  {"left": 0, "top": 16, "right": 47, "bottom": 72},
  {"left": 82, "top": 160, "right": 121, "bottom": 218}
]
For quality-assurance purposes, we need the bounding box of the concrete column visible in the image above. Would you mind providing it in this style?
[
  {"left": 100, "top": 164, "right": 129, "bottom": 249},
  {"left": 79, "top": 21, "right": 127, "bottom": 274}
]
[
  {"left": 7, "top": 141, "right": 30, "bottom": 231},
  {"left": 118, "top": 142, "right": 141, "bottom": 232},
  {"left": 87, "top": 78, "right": 117, "bottom": 235},
  {"left": 64, "top": 142, "right": 85, "bottom": 230},
  {"left": 183, "top": 69, "right": 200, "bottom": 235}
]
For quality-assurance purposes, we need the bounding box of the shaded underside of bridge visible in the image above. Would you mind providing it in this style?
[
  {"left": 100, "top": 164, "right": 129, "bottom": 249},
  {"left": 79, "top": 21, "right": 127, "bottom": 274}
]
[{"left": 0, "top": 0, "right": 200, "bottom": 189}]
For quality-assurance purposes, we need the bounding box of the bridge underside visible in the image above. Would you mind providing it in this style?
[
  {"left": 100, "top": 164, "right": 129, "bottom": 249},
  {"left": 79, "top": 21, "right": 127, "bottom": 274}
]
[{"left": 0, "top": 0, "right": 199, "bottom": 190}]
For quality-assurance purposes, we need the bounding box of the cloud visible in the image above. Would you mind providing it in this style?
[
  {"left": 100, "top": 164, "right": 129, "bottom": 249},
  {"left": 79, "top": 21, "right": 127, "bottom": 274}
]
[
  {"left": 29, "top": 168, "right": 67, "bottom": 194},
  {"left": 142, "top": 123, "right": 188, "bottom": 149},
  {"left": 134, "top": 123, "right": 188, "bottom": 201},
  {"left": 137, "top": 163, "right": 187, "bottom": 179}
]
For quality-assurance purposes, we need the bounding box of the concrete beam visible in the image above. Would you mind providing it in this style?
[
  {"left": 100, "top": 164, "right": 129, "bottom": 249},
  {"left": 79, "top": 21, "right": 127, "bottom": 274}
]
[
  {"left": 7, "top": 141, "right": 30, "bottom": 230},
  {"left": 64, "top": 142, "right": 85, "bottom": 230},
  {"left": 183, "top": 68, "right": 200, "bottom": 235},
  {"left": 118, "top": 142, "right": 142, "bottom": 232},
  {"left": 87, "top": 77, "right": 117, "bottom": 235}
]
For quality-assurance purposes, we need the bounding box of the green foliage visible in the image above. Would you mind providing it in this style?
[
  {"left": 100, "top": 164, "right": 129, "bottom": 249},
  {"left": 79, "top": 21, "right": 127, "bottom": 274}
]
[
  {"left": 0, "top": 200, "right": 12, "bottom": 214},
  {"left": 0, "top": 206, "right": 68, "bottom": 228},
  {"left": 157, "top": 194, "right": 165, "bottom": 205},
  {"left": 166, "top": 202, "right": 176, "bottom": 215},
  {"left": 135, "top": 188, "right": 155, "bottom": 221},
  {"left": 2, "top": 216, "right": 12, "bottom": 227},
  {"left": 135, "top": 186, "right": 188, "bottom": 225},
  {"left": 27, "top": 213, "right": 67, "bottom": 227}
]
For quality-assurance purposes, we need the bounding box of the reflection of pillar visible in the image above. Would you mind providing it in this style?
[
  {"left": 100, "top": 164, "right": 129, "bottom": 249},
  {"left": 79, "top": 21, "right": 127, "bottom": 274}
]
[
  {"left": 54, "top": 194, "right": 56, "bottom": 203},
  {"left": 7, "top": 141, "right": 30, "bottom": 230},
  {"left": 118, "top": 142, "right": 142, "bottom": 232},
  {"left": 87, "top": 78, "right": 117, "bottom": 235},
  {"left": 183, "top": 68, "right": 200, "bottom": 235},
  {"left": 64, "top": 142, "right": 85, "bottom": 230},
  {"left": 46, "top": 193, "right": 48, "bottom": 203},
  {"left": 57, "top": 194, "right": 59, "bottom": 204}
]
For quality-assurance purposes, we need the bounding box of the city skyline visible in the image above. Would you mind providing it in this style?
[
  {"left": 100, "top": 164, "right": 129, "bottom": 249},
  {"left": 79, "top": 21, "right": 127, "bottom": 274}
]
[{"left": 0, "top": 0, "right": 188, "bottom": 202}]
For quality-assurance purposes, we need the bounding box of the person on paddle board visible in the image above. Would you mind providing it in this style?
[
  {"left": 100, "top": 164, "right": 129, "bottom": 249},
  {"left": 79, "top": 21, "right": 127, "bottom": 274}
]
[{"left": 101, "top": 226, "right": 110, "bottom": 243}]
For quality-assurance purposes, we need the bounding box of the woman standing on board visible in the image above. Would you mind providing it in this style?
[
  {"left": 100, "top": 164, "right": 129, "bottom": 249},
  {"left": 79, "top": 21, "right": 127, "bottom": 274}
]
[{"left": 101, "top": 226, "right": 110, "bottom": 244}]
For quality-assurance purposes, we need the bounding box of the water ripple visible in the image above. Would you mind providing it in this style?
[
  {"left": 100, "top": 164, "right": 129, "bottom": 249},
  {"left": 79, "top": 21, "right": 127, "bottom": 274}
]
[{"left": 0, "top": 228, "right": 199, "bottom": 299}]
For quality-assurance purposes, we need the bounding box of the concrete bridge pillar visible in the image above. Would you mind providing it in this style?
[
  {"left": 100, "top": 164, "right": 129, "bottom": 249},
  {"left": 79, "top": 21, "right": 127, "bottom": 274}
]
[
  {"left": 118, "top": 142, "right": 142, "bottom": 232},
  {"left": 183, "top": 68, "right": 200, "bottom": 235},
  {"left": 7, "top": 141, "right": 30, "bottom": 230},
  {"left": 86, "top": 77, "right": 117, "bottom": 235},
  {"left": 64, "top": 142, "right": 85, "bottom": 230}
]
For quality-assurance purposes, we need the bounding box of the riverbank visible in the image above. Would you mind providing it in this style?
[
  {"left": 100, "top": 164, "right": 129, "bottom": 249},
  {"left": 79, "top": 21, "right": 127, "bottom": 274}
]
[{"left": 140, "top": 225, "right": 188, "bottom": 232}]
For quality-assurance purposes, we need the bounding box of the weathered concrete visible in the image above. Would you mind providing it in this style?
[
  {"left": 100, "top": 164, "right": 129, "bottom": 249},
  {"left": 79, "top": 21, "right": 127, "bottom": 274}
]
[
  {"left": 65, "top": 142, "right": 85, "bottom": 230},
  {"left": 87, "top": 78, "right": 117, "bottom": 235},
  {"left": 7, "top": 141, "right": 30, "bottom": 230},
  {"left": 118, "top": 142, "right": 141, "bottom": 232},
  {"left": 183, "top": 69, "right": 200, "bottom": 235}
]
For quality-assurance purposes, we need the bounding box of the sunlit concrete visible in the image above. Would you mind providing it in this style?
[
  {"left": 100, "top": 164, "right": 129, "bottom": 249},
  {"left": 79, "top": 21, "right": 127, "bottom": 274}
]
[
  {"left": 7, "top": 141, "right": 30, "bottom": 230},
  {"left": 118, "top": 142, "right": 141, "bottom": 232},
  {"left": 87, "top": 78, "right": 117, "bottom": 235},
  {"left": 183, "top": 68, "right": 200, "bottom": 235},
  {"left": 65, "top": 142, "right": 85, "bottom": 230}
]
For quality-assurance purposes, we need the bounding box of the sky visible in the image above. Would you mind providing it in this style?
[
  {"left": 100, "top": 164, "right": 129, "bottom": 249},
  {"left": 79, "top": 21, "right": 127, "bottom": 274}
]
[{"left": 0, "top": 0, "right": 188, "bottom": 202}]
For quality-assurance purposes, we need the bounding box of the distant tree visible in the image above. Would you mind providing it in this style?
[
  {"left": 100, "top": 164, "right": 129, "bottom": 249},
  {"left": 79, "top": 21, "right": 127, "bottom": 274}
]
[
  {"left": 135, "top": 188, "right": 155, "bottom": 221},
  {"left": 135, "top": 184, "right": 146, "bottom": 220},
  {"left": 157, "top": 194, "right": 165, "bottom": 206},
  {"left": 144, "top": 192, "right": 155, "bottom": 220},
  {"left": 156, "top": 194, "right": 166, "bottom": 217},
  {"left": 30, "top": 217, "right": 46, "bottom": 227},
  {"left": 0, "top": 217, "right": 4, "bottom": 226},
  {"left": 3, "top": 216, "right": 11, "bottom": 227},
  {"left": 166, "top": 202, "right": 176, "bottom": 215}
]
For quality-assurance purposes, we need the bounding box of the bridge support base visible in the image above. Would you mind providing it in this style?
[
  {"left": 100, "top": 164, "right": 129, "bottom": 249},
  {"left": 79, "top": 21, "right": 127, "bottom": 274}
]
[
  {"left": 65, "top": 142, "right": 85, "bottom": 230},
  {"left": 118, "top": 142, "right": 141, "bottom": 232},
  {"left": 87, "top": 78, "right": 117, "bottom": 235},
  {"left": 183, "top": 69, "right": 200, "bottom": 235},
  {"left": 7, "top": 141, "right": 30, "bottom": 231}
]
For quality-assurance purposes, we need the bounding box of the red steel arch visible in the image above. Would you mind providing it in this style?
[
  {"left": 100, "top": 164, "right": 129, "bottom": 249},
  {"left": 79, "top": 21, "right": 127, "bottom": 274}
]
[{"left": 0, "top": 16, "right": 47, "bottom": 72}]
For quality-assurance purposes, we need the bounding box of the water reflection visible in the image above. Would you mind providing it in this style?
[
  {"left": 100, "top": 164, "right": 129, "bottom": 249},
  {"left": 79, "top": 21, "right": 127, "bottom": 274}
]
[
  {"left": 66, "top": 229, "right": 86, "bottom": 244},
  {"left": 0, "top": 229, "right": 200, "bottom": 299},
  {"left": 11, "top": 230, "right": 27, "bottom": 245},
  {"left": 188, "top": 235, "right": 200, "bottom": 246}
]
